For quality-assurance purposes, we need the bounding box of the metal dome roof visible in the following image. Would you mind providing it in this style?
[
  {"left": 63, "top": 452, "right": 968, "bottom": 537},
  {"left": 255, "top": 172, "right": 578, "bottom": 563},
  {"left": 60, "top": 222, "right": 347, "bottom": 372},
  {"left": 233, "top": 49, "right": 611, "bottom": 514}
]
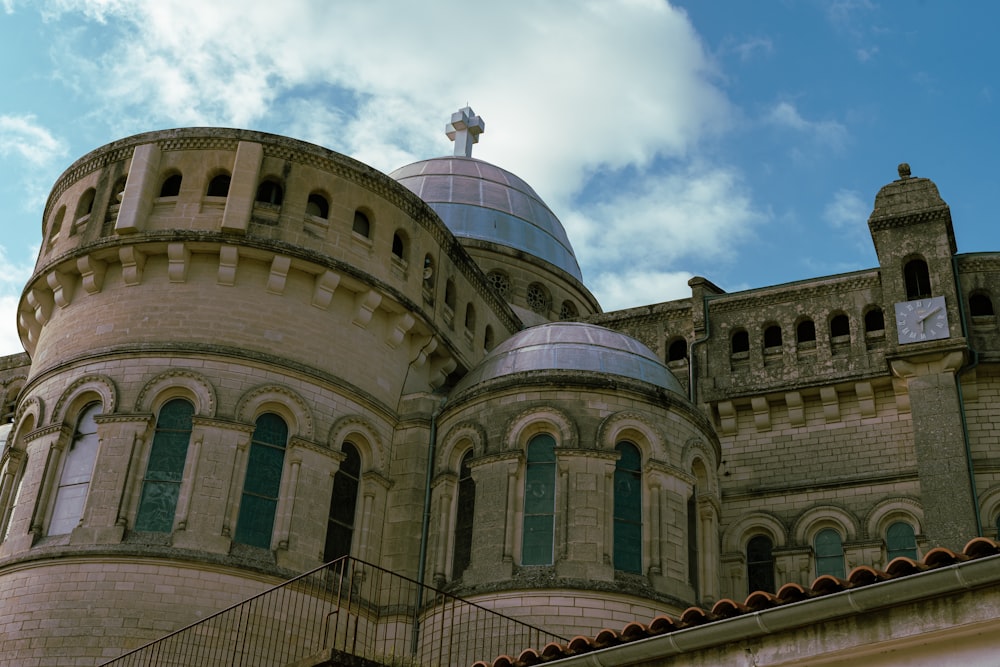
[
  {"left": 389, "top": 156, "right": 583, "bottom": 281},
  {"left": 451, "top": 322, "right": 685, "bottom": 396}
]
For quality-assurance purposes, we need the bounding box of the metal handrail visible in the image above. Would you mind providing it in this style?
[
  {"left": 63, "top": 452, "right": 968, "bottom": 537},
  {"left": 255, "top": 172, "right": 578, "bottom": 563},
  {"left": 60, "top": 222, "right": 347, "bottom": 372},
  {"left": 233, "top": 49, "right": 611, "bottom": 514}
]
[{"left": 101, "top": 557, "right": 567, "bottom": 667}]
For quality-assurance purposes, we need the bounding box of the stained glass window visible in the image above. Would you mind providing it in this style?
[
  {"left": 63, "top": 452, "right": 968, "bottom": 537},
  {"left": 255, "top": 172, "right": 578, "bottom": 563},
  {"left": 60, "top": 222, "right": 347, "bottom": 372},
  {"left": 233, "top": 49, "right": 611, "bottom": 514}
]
[
  {"left": 324, "top": 443, "right": 360, "bottom": 562},
  {"left": 48, "top": 403, "right": 102, "bottom": 535},
  {"left": 886, "top": 521, "right": 918, "bottom": 560},
  {"left": 134, "top": 399, "right": 194, "bottom": 532},
  {"left": 814, "top": 528, "right": 845, "bottom": 578},
  {"left": 522, "top": 434, "right": 556, "bottom": 566},
  {"left": 613, "top": 442, "right": 642, "bottom": 574},
  {"left": 747, "top": 535, "right": 775, "bottom": 594},
  {"left": 234, "top": 413, "right": 288, "bottom": 549},
  {"left": 453, "top": 450, "right": 475, "bottom": 578}
]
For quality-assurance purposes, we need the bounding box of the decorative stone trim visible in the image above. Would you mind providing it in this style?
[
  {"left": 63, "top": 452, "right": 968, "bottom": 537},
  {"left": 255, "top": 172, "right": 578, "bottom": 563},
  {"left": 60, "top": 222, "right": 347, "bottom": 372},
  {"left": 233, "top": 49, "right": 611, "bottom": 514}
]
[
  {"left": 235, "top": 384, "right": 314, "bottom": 440},
  {"left": 135, "top": 369, "right": 217, "bottom": 418},
  {"left": 328, "top": 415, "right": 385, "bottom": 473},
  {"left": 504, "top": 406, "right": 578, "bottom": 452},
  {"left": 52, "top": 374, "right": 118, "bottom": 424}
]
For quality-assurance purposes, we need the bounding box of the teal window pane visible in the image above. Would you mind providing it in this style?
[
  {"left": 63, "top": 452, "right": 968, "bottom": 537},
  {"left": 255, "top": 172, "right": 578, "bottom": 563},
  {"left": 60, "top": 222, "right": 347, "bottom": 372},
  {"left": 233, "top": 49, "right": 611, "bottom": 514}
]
[
  {"left": 886, "top": 522, "right": 917, "bottom": 560},
  {"left": 613, "top": 442, "right": 642, "bottom": 574},
  {"left": 134, "top": 399, "right": 194, "bottom": 533},
  {"left": 814, "top": 528, "right": 845, "bottom": 578},
  {"left": 522, "top": 434, "right": 555, "bottom": 566},
  {"left": 235, "top": 413, "right": 288, "bottom": 549},
  {"left": 325, "top": 443, "right": 361, "bottom": 562}
]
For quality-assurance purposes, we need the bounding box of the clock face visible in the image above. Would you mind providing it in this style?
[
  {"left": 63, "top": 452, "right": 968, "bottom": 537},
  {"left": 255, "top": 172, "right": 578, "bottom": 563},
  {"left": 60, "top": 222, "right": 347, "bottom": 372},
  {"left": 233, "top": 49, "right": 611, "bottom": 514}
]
[{"left": 895, "top": 296, "right": 949, "bottom": 344}]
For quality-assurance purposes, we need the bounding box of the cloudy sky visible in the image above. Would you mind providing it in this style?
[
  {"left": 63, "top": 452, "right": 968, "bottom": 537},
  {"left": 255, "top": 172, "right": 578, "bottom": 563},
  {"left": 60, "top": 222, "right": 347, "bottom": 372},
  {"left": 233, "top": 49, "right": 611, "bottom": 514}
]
[{"left": 0, "top": 1, "right": 997, "bottom": 356}]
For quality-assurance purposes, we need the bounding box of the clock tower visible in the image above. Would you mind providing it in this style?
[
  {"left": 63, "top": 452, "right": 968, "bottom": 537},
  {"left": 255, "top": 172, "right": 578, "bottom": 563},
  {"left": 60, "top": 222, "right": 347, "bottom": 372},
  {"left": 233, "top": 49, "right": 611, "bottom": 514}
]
[{"left": 868, "top": 164, "right": 978, "bottom": 548}]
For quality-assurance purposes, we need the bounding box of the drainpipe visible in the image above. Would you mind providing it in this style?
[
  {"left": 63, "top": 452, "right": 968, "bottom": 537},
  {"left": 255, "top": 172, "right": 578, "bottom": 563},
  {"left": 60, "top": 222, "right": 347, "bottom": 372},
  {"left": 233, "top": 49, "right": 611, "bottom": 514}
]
[
  {"left": 952, "top": 255, "right": 983, "bottom": 536},
  {"left": 412, "top": 396, "right": 447, "bottom": 655},
  {"left": 688, "top": 288, "right": 721, "bottom": 404}
]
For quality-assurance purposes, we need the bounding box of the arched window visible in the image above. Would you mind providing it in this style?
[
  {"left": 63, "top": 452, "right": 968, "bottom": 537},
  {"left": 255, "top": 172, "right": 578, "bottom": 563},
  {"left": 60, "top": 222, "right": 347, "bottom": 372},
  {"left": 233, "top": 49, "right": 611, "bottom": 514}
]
[
  {"left": 560, "top": 300, "right": 578, "bottom": 320},
  {"left": 110, "top": 177, "right": 127, "bottom": 205},
  {"left": 134, "top": 399, "right": 194, "bottom": 532},
  {"left": 527, "top": 283, "right": 551, "bottom": 315},
  {"left": 830, "top": 314, "right": 850, "bottom": 338},
  {"left": 667, "top": 338, "right": 688, "bottom": 362},
  {"left": 970, "top": 292, "right": 995, "bottom": 317},
  {"left": 904, "top": 259, "right": 931, "bottom": 300},
  {"left": 255, "top": 179, "right": 283, "bottom": 206},
  {"left": 522, "top": 434, "right": 556, "bottom": 566},
  {"left": 1, "top": 455, "right": 27, "bottom": 541},
  {"left": 234, "top": 413, "right": 288, "bottom": 549},
  {"left": 731, "top": 330, "right": 749, "bottom": 354},
  {"left": 886, "top": 521, "right": 917, "bottom": 560},
  {"left": 206, "top": 174, "right": 231, "bottom": 197},
  {"left": 159, "top": 173, "right": 182, "bottom": 198},
  {"left": 484, "top": 325, "right": 495, "bottom": 352},
  {"left": 306, "top": 193, "right": 329, "bottom": 219},
  {"left": 464, "top": 304, "right": 476, "bottom": 332},
  {"left": 391, "top": 232, "right": 406, "bottom": 260},
  {"left": 353, "top": 210, "right": 371, "bottom": 237},
  {"left": 74, "top": 188, "right": 96, "bottom": 221},
  {"left": 746, "top": 535, "right": 775, "bottom": 593},
  {"left": 444, "top": 279, "right": 456, "bottom": 311},
  {"left": 814, "top": 528, "right": 845, "bottom": 578},
  {"left": 864, "top": 307, "right": 885, "bottom": 333},
  {"left": 796, "top": 320, "right": 816, "bottom": 344},
  {"left": 422, "top": 255, "right": 435, "bottom": 290},
  {"left": 48, "top": 206, "right": 65, "bottom": 245},
  {"left": 487, "top": 270, "right": 511, "bottom": 299},
  {"left": 613, "top": 442, "right": 642, "bottom": 574},
  {"left": 325, "top": 442, "right": 361, "bottom": 562},
  {"left": 48, "top": 403, "right": 102, "bottom": 535},
  {"left": 453, "top": 450, "right": 475, "bottom": 578},
  {"left": 763, "top": 325, "right": 782, "bottom": 348}
]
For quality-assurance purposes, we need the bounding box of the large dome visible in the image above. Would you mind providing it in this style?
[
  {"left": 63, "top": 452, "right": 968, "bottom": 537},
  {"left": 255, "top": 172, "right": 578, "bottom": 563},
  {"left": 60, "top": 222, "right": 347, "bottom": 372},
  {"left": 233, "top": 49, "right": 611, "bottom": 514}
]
[
  {"left": 452, "top": 322, "right": 685, "bottom": 396},
  {"left": 390, "top": 156, "right": 583, "bottom": 281}
]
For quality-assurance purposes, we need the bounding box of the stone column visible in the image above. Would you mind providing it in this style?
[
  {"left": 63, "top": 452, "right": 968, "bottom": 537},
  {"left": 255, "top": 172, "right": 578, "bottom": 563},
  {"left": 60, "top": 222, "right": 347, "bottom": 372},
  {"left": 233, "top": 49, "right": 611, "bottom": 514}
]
[{"left": 891, "top": 350, "right": 978, "bottom": 549}]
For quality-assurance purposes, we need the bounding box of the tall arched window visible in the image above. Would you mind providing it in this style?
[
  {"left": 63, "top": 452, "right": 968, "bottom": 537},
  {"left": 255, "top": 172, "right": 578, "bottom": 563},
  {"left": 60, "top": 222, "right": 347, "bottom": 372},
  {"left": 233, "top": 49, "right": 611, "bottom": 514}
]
[
  {"left": 864, "top": 307, "right": 885, "bottom": 333},
  {"left": 904, "top": 259, "right": 931, "bottom": 300},
  {"left": 763, "top": 325, "right": 783, "bottom": 348},
  {"left": 970, "top": 292, "right": 995, "bottom": 317},
  {"left": 614, "top": 442, "right": 642, "bottom": 574},
  {"left": 134, "top": 399, "right": 194, "bottom": 532},
  {"left": 464, "top": 303, "right": 476, "bottom": 332},
  {"left": 746, "top": 535, "right": 775, "bottom": 593},
  {"left": 522, "top": 434, "right": 556, "bottom": 566},
  {"left": 353, "top": 210, "right": 371, "bottom": 237},
  {"left": 830, "top": 314, "right": 850, "bottom": 338},
  {"left": 814, "top": 528, "right": 845, "bottom": 578},
  {"left": 886, "top": 521, "right": 917, "bottom": 560},
  {"left": 234, "top": 413, "right": 288, "bottom": 549},
  {"left": 453, "top": 450, "right": 475, "bottom": 578},
  {"left": 48, "top": 403, "right": 102, "bottom": 535},
  {"left": 325, "top": 443, "right": 361, "bottom": 562}
]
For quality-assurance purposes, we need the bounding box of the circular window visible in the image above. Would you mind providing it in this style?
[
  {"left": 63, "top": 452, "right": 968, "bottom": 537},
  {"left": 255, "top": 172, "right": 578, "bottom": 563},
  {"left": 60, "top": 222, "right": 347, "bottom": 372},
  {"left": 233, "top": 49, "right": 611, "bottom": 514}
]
[
  {"left": 527, "top": 283, "right": 551, "bottom": 314},
  {"left": 487, "top": 271, "right": 511, "bottom": 299}
]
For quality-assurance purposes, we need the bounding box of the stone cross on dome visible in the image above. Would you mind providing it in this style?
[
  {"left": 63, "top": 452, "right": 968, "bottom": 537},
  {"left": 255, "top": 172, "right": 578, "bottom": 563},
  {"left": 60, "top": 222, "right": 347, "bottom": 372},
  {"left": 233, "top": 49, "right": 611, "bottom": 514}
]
[{"left": 446, "top": 106, "right": 485, "bottom": 157}]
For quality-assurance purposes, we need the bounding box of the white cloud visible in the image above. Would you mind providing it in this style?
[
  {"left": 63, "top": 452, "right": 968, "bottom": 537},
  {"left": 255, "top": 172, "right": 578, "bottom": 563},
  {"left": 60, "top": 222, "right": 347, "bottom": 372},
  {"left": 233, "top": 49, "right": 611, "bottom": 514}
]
[
  {"left": 0, "top": 115, "right": 67, "bottom": 167},
  {"left": 733, "top": 37, "right": 774, "bottom": 62},
  {"left": 593, "top": 269, "right": 694, "bottom": 312},
  {"left": 0, "top": 295, "right": 24, "bottom": 356},
  {"left": 0, "top": 245, "right": 33, "bottom": 356},
  {"left": 823, "top": 189, "right": 868, "bottom": 229},
  {"left": 766, "top": 101, "right": 848, "bottom": 151}
]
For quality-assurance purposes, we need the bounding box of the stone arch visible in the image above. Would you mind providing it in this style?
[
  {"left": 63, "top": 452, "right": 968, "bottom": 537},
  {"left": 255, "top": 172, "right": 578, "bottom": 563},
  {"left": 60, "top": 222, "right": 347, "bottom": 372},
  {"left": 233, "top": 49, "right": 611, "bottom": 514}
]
[
  {"left": 439, "top": 421, "right": 486, "bottom": 473},
  {"left": 504, "top": 406, "right": 577, "bottom": 452},
  {"left": 864, "top": 496, "right": 923, "bottom": 539},
  {"left": 52, "top": 375, "right": 117, "bottom": 425},
  {"left": 978, "top": 485, "right": 1000, "bottom": 538},
  {"left": 329, "top": 415, "right": 385, "bottom": 473},
  {"left": 596, "top": 411, "right": 663, "bottom": 461},
  {"left": 235, "top": 384, "right": 314, "bottom": 440},
  {"left": 135, "top": 369, "right": 216, "bottom": 418},
  {"left": 793, "top": 505, "right": 859, "bottom": 545},
  {"left": 723, "top": 512, "right": 788, "bottom": 553},
  {"left": 10, "top": 397, "right": 42, "bottom": 450},
  {"left": 682, "top": 437, "right": 719, "bottom": 478}
]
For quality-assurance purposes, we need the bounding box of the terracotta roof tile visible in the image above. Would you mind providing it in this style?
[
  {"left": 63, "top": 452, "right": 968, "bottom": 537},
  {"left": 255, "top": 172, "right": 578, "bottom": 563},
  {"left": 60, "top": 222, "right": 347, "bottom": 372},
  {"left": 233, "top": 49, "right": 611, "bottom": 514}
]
[{"left": 473, "top": 537, "right": 1000, "bottom": 667}]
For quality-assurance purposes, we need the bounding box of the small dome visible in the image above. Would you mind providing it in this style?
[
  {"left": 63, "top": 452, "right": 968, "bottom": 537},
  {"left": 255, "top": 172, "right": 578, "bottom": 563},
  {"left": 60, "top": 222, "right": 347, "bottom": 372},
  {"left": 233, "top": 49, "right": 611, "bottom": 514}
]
[
  {"left": 452, "top": 322, "right": 685, "bottom": 396},
  {"left": 390, "top": 157, "right": 583, "bottom": 281}
]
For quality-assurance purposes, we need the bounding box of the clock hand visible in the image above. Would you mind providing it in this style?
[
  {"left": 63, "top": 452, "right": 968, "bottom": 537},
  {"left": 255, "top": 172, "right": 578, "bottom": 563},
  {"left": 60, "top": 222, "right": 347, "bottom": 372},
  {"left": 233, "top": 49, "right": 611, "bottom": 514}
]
[{"left": 917, "top": 306, "right": 941, "bottom": 322}]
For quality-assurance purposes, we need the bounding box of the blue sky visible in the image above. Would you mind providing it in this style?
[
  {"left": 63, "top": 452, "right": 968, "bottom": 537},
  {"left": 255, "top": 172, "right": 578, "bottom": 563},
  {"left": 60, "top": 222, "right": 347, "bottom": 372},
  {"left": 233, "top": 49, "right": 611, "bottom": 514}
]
[{"left": 0, "top": 1, "right": 997, "bottom": 355}]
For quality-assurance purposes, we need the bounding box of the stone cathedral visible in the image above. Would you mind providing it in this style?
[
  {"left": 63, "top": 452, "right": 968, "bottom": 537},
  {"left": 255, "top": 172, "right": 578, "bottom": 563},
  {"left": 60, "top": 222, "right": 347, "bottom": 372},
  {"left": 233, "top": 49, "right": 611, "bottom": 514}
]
[{"left": 1, "top": 109, "right": 999, "bottom": 665}]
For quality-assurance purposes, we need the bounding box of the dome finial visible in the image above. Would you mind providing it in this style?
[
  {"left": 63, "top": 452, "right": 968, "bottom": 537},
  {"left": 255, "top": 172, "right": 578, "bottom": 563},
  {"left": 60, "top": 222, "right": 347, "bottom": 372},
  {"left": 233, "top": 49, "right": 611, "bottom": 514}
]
[
  {"left": 446, "top": 106, "right": 485, "bottom": 157},
  {"left": 898, "top": 162, "right": 911, "bottom": 179}
]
